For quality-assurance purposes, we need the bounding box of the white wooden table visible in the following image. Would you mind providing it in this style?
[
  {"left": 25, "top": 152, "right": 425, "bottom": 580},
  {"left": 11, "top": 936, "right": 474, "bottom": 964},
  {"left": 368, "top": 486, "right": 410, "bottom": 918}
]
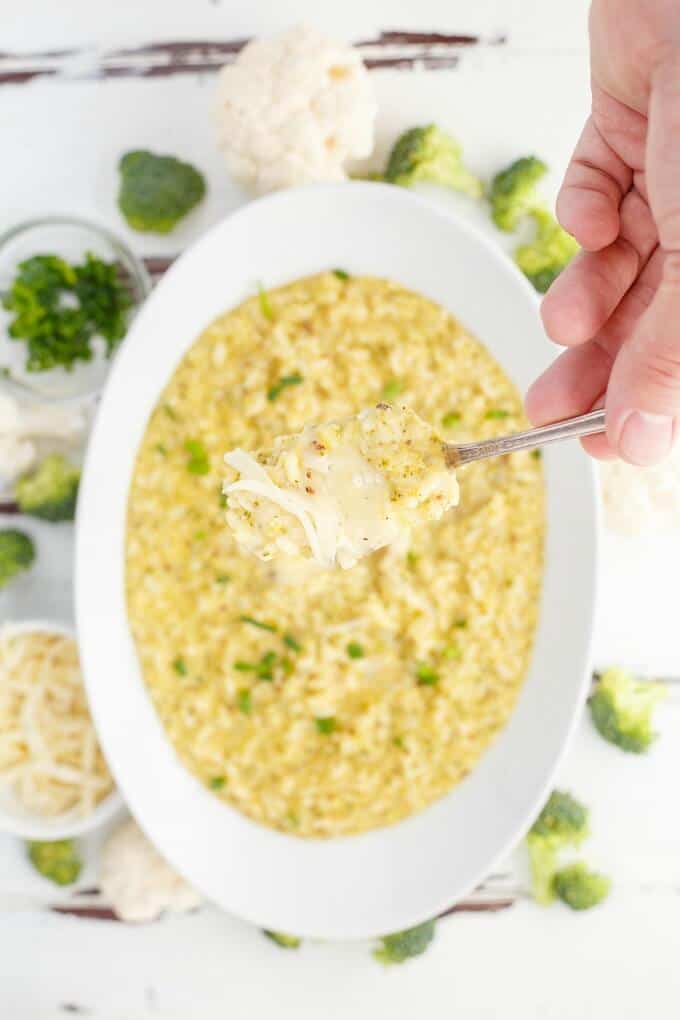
[{"left": 1, "top": 2, "right": 679, "bottom": 1016}]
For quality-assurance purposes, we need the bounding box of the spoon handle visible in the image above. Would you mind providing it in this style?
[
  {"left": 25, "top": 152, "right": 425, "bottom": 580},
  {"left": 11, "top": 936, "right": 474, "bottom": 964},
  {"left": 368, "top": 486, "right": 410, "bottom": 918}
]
[{"left": 444, "top": 409, "right": 607, "bottom": 467}]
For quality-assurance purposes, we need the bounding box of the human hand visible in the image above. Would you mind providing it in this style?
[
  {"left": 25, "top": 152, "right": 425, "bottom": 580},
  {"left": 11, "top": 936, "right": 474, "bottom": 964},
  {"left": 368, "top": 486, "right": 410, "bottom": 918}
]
[{"left": 526, "top": 0, "right": 680, "bottom": 465}]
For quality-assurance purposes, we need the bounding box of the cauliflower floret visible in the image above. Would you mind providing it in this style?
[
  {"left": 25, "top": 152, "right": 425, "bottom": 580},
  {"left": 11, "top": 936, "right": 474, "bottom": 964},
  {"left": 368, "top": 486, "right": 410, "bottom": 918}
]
[
  {"left": 100, "top": 818, "right": 202, "bottom": 923},
  {"left": 214, "top": 25, "right": 377, "bottom": 194},
  {"left": 0, "top": 394, "right": 86, "bottom": 489}
]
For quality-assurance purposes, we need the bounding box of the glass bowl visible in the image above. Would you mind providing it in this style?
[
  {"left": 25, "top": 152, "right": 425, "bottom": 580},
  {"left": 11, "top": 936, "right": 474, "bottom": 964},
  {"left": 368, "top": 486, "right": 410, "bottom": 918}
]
[{"left": 0, "top": 217, "right": 151, "bottom": 403}]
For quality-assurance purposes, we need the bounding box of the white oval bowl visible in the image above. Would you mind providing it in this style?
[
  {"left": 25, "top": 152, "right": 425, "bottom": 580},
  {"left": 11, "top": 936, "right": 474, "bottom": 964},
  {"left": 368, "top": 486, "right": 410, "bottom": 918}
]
[
  {"left": 76, "top": 183, "right": 598, "bottom": 938},
  {"left": 0, "top": 620, "right": 123, "bottom": 840}
]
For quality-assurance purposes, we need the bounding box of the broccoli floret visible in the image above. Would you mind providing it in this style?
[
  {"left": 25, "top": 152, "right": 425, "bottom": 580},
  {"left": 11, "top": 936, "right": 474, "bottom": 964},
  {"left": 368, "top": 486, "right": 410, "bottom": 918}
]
[
  {"left": 589, "top": 667, "right": 666, "bottom": 753},
  {"left": 118, "top": 150, "right": 206, "bottom": 234},
  {"left": 27, "top": 839, "right": 82, "bottom": 886},
  {"left": 553, "top": 862, "right": 611, "bottom": 911},
  {"left": 489, "top": 156, "right": 548, "bottom": 231},
  {"left": 384, "top": 125, "right": 482, "bottom": 197},
  {"left": 514, "top": 207, "right": 579, "bottom": 293},
  {"left": 0, "top": 528, "right": 35, "bottom": 588},
  {"left": 263, "top": 930, "right": 301, "bottom": 949},
  {"left": 526, "top": 790, "right": 589, "bottom": 904},
  {"left": 374, "top": 919, "right": 436, "bottom": 964},
  {"left": 14, "top": 454, "right": 81, "bottom": 522}
]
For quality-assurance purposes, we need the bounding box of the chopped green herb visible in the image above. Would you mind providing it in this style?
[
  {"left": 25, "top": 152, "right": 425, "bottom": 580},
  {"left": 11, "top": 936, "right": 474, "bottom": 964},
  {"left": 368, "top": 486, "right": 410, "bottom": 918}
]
[
  {"left": 258, "top": 283, "right": 274, "bottom": 321},
  {"left": 256, "top": 651, "right": 277, "bottom": 681},
  {"left": 267, "top": 373, "right": 304, "bottom": 402},
  {"left": 237, "top": 688, "right": 252, "bottom": 715},
  {"left": 240, "top": 615, "right": 277, "bottom": 632},
  {"left": 283, "top": 633, "right": 302, "bottom": 652},
  {"left": 286, "top": 811, "right": 299, "bottom": 827},
  {"left": 234, "top": 661, "right": 256, "bottom": 672},
  {"left": 532, "top": 449, "right": 542, "bottom": 461},
  {"left": 443, "top": 644, "right": 461, "bottom": 660},
  {"left": 406, "top": 550, "right": 418, "bottom": 568},
  {"left": 453, "top": 618, "right": 468, "bottom": 629},
  {"left": 315, "top": 716, "right": 337, "bottom": 734},
  {"left": 216, "top": 573, "right": 231, "bottom": 584},
  {"left": 280, "top": 656, "right": 294, "bottom": 676},
  {"left": 346, "top": 641, "right": 365, "bottom": 659},
  {"left": 194, "top": 530, "right": 207, "bottom": 541},
  {"left": 3, "top": 253, "right": 132, "bottom": 373},
  {"left": 374, "top": 920, "right": 436, "bottom": 965},
  {"left": 173, "top": 657, "right": 188, "bottom": 676},
  {"left": 332, "top": 268, "right": 350, "bottom": 281},
  {"left": 218, "top": 491, "right": 228, "bottom": 508},
  {"left": 392, "top": 735, "right": 405, "bottom": 749},
  {"left": 382, "top": 379, "right": 404, "bottom": 401},
  {"left": 209, "top": 776, "right": 226, "bottom": 790},
  {"left": 415, "top": 663, "right": 439, "bottom": 686},
  {"left": 155, "top": 443, "right": 167, "bottom": 456},
  {"left": 185, "top": 439, "right": 210, "bottom": 475},
  {"left": 485, "top": 409, "right": 510, "bottom": 420},
  {"left": 263, "top": 930, "right": 301, "bottom": 949},
  {"left": 163, "top": 403, "right": 179, "bottom": 421},
  {"left": 441, "top": 411, "right": 462, "bottom": 429}
]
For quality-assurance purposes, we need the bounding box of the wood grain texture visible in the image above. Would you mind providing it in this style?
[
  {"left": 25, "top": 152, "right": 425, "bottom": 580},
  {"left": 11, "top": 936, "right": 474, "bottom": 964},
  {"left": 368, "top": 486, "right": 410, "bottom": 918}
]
[{"left": 0, "top": 30, "right": 506, "bottom": 86}]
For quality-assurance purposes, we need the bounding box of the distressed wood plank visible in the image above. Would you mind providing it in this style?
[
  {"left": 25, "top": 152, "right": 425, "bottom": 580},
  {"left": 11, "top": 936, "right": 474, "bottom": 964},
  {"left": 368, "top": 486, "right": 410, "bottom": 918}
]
[{"left": 0, "top": 30, "right": 506, "bottom": 86}]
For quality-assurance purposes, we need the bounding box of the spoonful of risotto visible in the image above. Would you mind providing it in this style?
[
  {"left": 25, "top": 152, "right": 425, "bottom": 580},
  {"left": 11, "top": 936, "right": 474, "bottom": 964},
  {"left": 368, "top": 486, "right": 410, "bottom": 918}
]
[{"left": 222, "top": 403, "right": 605, "bottom": 569}]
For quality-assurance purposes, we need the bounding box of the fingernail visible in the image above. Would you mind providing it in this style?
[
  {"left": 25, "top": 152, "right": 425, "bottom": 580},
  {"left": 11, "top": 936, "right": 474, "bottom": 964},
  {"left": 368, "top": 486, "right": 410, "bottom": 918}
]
[{"left": 618, "top": 411, "right": 674, "bottom": 466}]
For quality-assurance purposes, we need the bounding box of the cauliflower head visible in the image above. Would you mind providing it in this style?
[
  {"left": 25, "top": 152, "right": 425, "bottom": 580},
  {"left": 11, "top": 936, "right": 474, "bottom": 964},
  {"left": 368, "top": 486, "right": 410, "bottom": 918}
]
[
  {"left": 100, "top": 819, "right": 202, "bottom": 923},
  {"left": 215, "top": 25, "right": 377, "bottom": 194}
]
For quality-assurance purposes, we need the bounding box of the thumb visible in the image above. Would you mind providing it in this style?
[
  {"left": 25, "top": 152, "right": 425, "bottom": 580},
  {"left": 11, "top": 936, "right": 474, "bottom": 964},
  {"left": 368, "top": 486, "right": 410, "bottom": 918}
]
[{"left": 607, "top": 51, "right": 680, "bottom": 466}]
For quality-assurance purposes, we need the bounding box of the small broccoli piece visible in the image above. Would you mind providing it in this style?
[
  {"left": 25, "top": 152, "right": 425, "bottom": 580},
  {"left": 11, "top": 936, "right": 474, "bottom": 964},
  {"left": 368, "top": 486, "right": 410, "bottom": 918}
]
[
  {"left": 526, "top": 790, "right": 589, "bottom": 904},
  {"left": 27, "top": 839, "right": 82, "bottom": 886},
  {"left": 14, "top": 454, "right": 80, "bottom": 522},
  {"left": 118, "top": 150, "right": 206, "bottom": 234},
  {"left": 263, "top": 930, "right": 301, "bottom": 949},
  {"left": 489, "top": 156, "right": 548, "bottom": 232},
  {"left": 384, "top": 125, "right": 482, "bottom": 197},
  {"left": 0, "top": 529, "right": 36, "bottom": 588},
  {"left": 589, "top": 667, "right": 666, "bottom": 753},
  {"left": 514, "top": 207, "right": 579, "bottom": 293},
  {"left": 374, "top": 919, "right": 436, "bottom": 964},
  {"left": 553, "top": 861, "right": 610, "bottom": 911}
]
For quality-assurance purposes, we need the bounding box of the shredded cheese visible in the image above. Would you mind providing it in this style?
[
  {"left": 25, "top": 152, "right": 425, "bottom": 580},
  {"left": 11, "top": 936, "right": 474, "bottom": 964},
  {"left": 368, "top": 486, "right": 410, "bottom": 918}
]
[{"left": 0, "top": 627, "right": 114, "bottom": 818}]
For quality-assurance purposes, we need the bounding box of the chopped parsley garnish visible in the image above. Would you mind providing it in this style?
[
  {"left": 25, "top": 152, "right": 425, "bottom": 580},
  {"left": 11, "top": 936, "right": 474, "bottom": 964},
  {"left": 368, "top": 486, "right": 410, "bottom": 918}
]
[
  {"left": 441, "top": 411, "right": 462, "bottom": 429},
  {"left": 443, "top": 644, "right": 461, "bottom": 660},
  {"left": 256, "top": 651, "right": 277, "bottom": 681},
  {"left": 532, "top": 449, "right": 542, "bottom": 460},
  {"left": 258, "top": 283, "right": 274, "bottom": 321},
  {"left": 406, "top": 550, "right": 418, "bottom": 568},
  {"left": 485, "top": 408, "right": 510, "bottom": 420},
  {"left": 218, "top": 491, "right": 228, "bottom": 508},
  {"left": 173, "top": 657, "right": 188, "bottom": 676},
  {"left": 155, "top": 443, "right": 167, "bottom": 456},
  {"left": 315, "top": 716, "right": 337, "bottom": 734},
  {"left": 267, "top": 373, "right": 304, "bottom": 402},
  {"left": 3, "top": 253, "right": 132, "bottom": 373},
  {"left": 263, "top": 930, "right": 301, "bottom": 949},
  {"left": 453, "top": 617, "right": 468, "bottom": 629},
  {"left": 392, "top": 735, "right": 405, "bottom": 749},
  {"left": 216, "top": 573, "right": 231, "bottom": 584},
  {"left": 332, "top": 268, "right": 350, "bottom": 281},
  {"left": 346, "top": 641, "right": 365, "bottom": 659},
  {"left": 415, "top": 663, "right": 439, "bottom": 686},
  {"left": 234, "top": 661, "right": 255, "bottom": 672},
  {"left": 240, "top": 615, "right": 277, "bottom": 632},
  {"left": 209, "top": 776, "right": 226, "bottom": 790},
  {"left": 163, "top": 403, "right": 179, "bottom": 421},
  {"left": 194, "top": 530, "right": 206, "bottom": 541},
  {"left": 185, "top": 439, "right": 210, "bottom": 475},
  {"left": 382, "top": 379, "right": 404, "bottom": 401},
  {"left": 283, "top": 633, "right": 302, "bottom": 652},
  {"left": 280, "top": 656, "right": 294, "bottom": 675},
  {"left": 237, "top": 689, "right": 252, "bottom": 715}
]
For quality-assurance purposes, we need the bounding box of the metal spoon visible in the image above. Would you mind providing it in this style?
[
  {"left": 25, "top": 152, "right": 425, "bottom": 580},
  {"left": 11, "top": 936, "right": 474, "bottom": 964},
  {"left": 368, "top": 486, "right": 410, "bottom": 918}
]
[{"left": 443, "top": 408, "right": 606, "bottom": 468}]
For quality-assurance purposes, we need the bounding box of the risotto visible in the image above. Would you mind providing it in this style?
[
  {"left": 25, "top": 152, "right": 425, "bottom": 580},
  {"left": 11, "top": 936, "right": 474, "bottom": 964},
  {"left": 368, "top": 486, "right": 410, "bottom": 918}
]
[{"left": 126, "top": 272, "right": 544, "bottom": 838}]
